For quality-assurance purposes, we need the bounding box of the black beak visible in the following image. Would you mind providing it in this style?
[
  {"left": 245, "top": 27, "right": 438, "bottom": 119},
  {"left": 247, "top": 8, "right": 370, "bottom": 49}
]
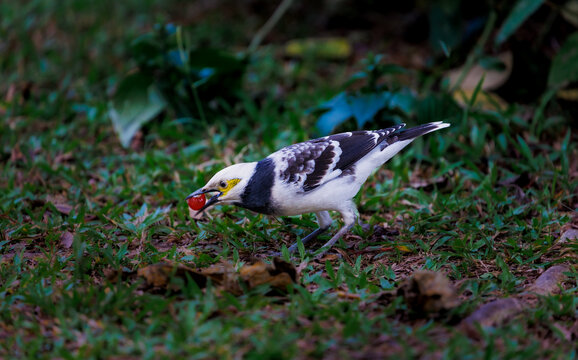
[{"left": 186, "top": 188, "right": 221, "bottom": 215}]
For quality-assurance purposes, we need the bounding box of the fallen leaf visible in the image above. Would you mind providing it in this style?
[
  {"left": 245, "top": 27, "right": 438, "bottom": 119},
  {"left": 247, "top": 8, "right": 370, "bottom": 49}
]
[
  {"left": 562, "top": 0, "right": 578, "bottom": 27},
  {"left": 136, "top": 262, "right": 208, "bottom": 292},
  {"left": 559, "top": 229, "right": 578, "bottom": 244},
  {"left": 54, "top": 152, "right": 74, "bottom": 164},
  {"left": 52, "top": 202, "right": 73, "bottom": 215},
  {"left": 127, "top": 258, "right": 297, "bottom": 296},
  {"left": 460, "top": 298, "right": 524, "bottom": 338},
  {"left": 525, "top": 265, "right": 570, "bottom": 296},
  {"left": 446, "top": 52, "right": 513, "bottom": 91},
  {"left": 556, "top": 88, "right": 578, "bottom": 101},
  {"left": 498, "top": 172, "right": 532, "bottom": 188},
  {"left": 285, "top": 37, "right": 352, "bottom": 60},
  {"left": 409, "top": 176, "right": 448, "bottom": 191},
  {"left": 397, "top": 270, "right": 458, "bottom": 315},
  {"left": 452, "top": 89, "right": 508, "bottom": 111},
  {"left": 395, "top": 245, "right": 412, "bottom": 253},
  {"left": 337, "top": 291, "right": 361, "bottom": 300},
  {"left": 237, "top": 258, "right": 296, "bottom": 294},
  {"left": 60, "top": 231, "right": 74, "bottom": 249},
  {"left": 461, "top": 264, "right": 571, "bottom": 338}
]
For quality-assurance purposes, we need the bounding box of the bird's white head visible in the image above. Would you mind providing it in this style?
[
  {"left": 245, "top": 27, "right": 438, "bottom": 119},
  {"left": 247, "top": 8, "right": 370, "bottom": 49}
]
[{"left": 186, "top": 162, "right": 257, "bottom": 213}]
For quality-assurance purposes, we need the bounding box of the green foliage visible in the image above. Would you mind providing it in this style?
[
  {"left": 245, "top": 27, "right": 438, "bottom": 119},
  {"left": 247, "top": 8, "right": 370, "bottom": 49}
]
[
  {"left": 548, "top": 31, "right": 578, "bottom": 87},
  {"left": 109, "top": 73, "right": 167, "bottom": 147},
  {"left": 314, "top": 54, "right": 419, "bottom": 134},
  {"left": 495, "top": 0, "right": 545, "bottom": 44},
  {"left": 110, "top": 24, "right": 247, "bottom": 147}
]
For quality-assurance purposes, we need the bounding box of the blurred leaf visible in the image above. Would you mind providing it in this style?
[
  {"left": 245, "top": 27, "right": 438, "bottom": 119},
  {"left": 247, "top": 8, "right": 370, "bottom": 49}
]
[
  {"left": 479, "top": 56, "right": 507, "bottom": 71},
  {"left": 120, "top": 25, "right": 248, "bottom": 130},
  {"left": 516, "top": 135, "right": 534, "bottom": 163},
  {"left": 136, "top": 262, "right": 209, "bottom": 291},
  {"left": 285, "top": 37, "right": 352, "bottom": 59},
  {"left": 398, "top": 270, "right": 458, "bottom": 314},
  {"left": 452, "top": 89, "right": 508, "bottom": 111},
  {"left": 556, "top": 88, "right": 578, "bottom": 101},
  {"left": 414, "top": 93, "right": 460, "bottom": 124},
  {"left": 109, "top": 73, "right": 166, "bottom": 148},
  {"left": 561, "top": 1, "right": 578, "bottom": 28},
  {"left": 133, "top": 259, "right": 296, "bottom": 295},
  {"left": 395, "top": 245, "right": 411, "bottom": 252},
  {"left": 316, "top": 92, "right": 402, "bottom": 134},
  {"left": 347, "top": 93, "right": 389, "bottom": 128},
  {"left": 188, "top": 48, "right": 245, "bottom": 75},
  {"left": 446, "top": 52, "right": 513, "bottom": 91},
  {"left": 496, "top": 0, "right": 544, "bottom": 45},
  {"left": 387, "top": 92, "right": 415, "bottom": 114},
  {"left": 316, "top": 92, "right": 353, "bottom": 135},
  {"left": 315, "top": 55, "right": 414, "bottom": 134},
  {"left": 548, "top": 32, "right": 578, "bottom": 87}
]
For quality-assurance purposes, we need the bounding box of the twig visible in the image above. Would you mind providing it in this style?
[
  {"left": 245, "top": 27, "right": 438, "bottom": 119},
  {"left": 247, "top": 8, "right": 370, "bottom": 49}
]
[{"left": 247, "top": 0, "right": 294, "bottom": 54}]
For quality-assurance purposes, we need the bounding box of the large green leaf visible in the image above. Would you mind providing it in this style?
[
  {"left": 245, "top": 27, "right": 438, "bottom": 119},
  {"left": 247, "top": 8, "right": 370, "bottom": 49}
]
[
  {"left": 548, "top": 31, "right": 578, "bottom": 87},
  {"left": 316, "top": 92, "right": 353, "bottom": 135},
  {"left": 347, "top": 93, "right": 389, "bottom": 128},
  {"left": 315, "top": 90, "right": 417, "bottom": 135},
  {"left": 495, "top": 0, "right": 544, "bottom": 45},
  {"left": 109, "top": 73, "right": 167, "bottom": 148}
]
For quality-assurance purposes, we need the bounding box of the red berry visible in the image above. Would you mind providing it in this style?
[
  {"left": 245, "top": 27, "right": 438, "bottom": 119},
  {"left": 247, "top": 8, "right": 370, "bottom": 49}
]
[{"left": 187, "top": 193, "right": 206, "bottom": 211}]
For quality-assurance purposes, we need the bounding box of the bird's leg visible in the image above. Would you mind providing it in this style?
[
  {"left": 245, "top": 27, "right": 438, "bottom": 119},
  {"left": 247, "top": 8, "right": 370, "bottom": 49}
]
[
  {"left": 315, "top": 208, "right": 357, "bottom": 258},
  {"left": 288, "top": 211, "right": 332, "bottom": 253},
  {"left": 357, "top": 217, "right": 371, "bottom": 233}
]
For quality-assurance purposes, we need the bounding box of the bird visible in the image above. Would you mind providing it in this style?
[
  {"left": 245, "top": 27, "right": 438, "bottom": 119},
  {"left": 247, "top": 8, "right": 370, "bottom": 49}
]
[{"left": 187, "top": 121, "right": 450, "bottom": 256}]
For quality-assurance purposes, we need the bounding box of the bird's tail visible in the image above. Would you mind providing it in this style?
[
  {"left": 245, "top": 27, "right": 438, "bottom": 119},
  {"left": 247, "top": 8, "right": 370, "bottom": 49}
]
[{"left": 396, "top": 121, "right": 450, "bottom": 141}]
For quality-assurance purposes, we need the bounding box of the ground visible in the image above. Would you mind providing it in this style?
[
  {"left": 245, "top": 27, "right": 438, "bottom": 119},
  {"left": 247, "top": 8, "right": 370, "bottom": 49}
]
[{"left": 1, "top": 0, "right": 577, "bottom": 358}]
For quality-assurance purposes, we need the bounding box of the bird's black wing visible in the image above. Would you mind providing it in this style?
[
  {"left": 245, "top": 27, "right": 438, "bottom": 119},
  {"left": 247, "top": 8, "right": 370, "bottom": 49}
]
[{"left": 269, "top": 124, "right": 405, "bottom": 192}]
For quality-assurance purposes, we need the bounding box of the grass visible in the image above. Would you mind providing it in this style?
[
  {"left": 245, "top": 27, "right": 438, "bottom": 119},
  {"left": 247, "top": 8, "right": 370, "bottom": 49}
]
[{"left": 1, "top": 1, "right": 578, "bottom": 359}]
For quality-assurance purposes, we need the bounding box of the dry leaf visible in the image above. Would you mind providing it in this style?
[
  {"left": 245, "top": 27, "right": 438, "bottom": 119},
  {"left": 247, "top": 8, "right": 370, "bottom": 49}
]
[
  {"left": 52, "top": 202, "right": 74, "bottom": 215},
  {"left": 395, "top": 245, "right": 412, "bottom": 253},
  {"left": 559, "top": 229, "right": 578, "bottom": 244},
  {"left": 60, "top": 231, "right": 74, "bottom": 249},
  {"left": 130, "top": 258, "right": 297, "bottom": 296},
  {"left": 237, "top": 258, "right": 296, "bottom": 294},
  {"left": 526, "top": 265, "right": 570, "bottom": 296},
  {"left": 54, "top": 152, "right": 74, "bottom": 164},
  {"left": 397, "top": 270, "right": 458, "bottom": 315},
  {"left": 460, "top": 298, "right": 524, "bottom": 337},
  {"left": 556, "top": 88, "right": 578, "bottom": 101},
  {"left": 562, "top": 0, "right": 578, "bottom": 28},
  {"left": 285, "top": 37, "right": 352, "bottom": 59},
  {"left": 447, "top": 51, "right": 513, "bottom": 91},
  {"left": 136, "top": 262, "right": 208, "bottom": 291},
  {"left": 452, "top": 89, "right": 508, "bottom": 111},
  {"left": 409, "top": 176, "right": 448, "bottom": 191},
  {"left": 461, "top": 264, "right": 571, "bottom": 338}
]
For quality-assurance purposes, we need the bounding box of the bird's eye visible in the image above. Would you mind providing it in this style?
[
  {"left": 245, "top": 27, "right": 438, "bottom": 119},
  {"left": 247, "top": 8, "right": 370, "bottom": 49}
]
[{"left": 219, "top": 181, "right": 227, "bottom": 189}]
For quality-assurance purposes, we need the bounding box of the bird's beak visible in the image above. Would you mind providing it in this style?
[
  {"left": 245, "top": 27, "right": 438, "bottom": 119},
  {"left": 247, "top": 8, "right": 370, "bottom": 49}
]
[{"left": 186, "top": 188, "right": 222, "bottom": 215}]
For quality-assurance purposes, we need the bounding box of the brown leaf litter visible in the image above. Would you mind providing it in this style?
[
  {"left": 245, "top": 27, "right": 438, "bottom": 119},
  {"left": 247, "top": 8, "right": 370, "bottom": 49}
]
[
  {"left": 108, "top": 257, "right": 297, "bottom": 296},
  {"left": 460, "top": 265, "right": 573, "bottom": 338}
]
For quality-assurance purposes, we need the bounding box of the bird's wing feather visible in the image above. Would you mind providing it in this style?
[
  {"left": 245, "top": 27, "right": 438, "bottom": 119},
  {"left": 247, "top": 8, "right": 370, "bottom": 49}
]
[{"left": 270, "top": 124, "right": 405, "bottom": 192}]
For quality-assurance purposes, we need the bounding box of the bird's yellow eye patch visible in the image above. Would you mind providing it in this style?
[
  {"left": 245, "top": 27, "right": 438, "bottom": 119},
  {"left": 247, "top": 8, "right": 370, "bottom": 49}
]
[{"left": 219, "top": 179, "right": 240, "bottom": 195}]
